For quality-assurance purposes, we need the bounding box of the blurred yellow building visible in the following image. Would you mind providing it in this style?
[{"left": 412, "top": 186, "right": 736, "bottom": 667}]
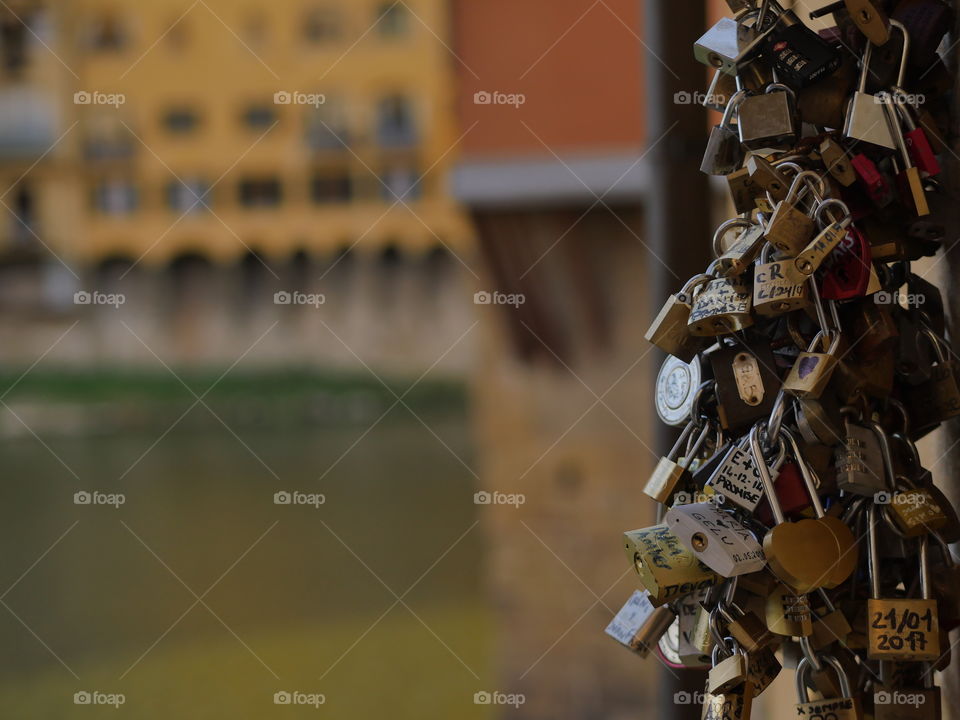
[{"left": 0, "top": 0, "right": 472, "bottom": 266}]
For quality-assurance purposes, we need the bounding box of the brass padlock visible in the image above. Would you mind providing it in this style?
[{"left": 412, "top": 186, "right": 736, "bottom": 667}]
[
  {"left": 644, "top": 274, "right": 712, "bottom": 361},
  {"left": 720, "top": 602, "right": 772, "bottom": 653},
  {"left": 794, "top": 199, "right": 854, "bottom": 277},
  {"left": 795, "top": 654, "right": 859, "bottom": 720},
  {"left": 867, "top": 510, "right": 940, "bottom": 662},
  {"left": 811, "top": 589, "right": 853, "bottom": 650},
  {"left": 753, "top": 249, "right": 812, "bottom": 316},
  {"left": 623, "top": 524, "right": 721, "bottom": 607},
  {"left": 746, "top": 155, "right": 790, "bottom": 201},
  {"left": 714, "top": 219, "right": 766, "bottom": 278},
  {"left": 764, "top": 170, "right": 820, "bottom": 256},
  {"left": 644, "top": 421, "right": 713, "bottom": 503},
  {"left": 709, "top": 638, "right": 748, "bottom": 694},
  {"left": 819, "top": 137, "right": 857, "bottom": 187},
  {"left": 843, "top": 35, "right": 898, "bottom": 149},
  {"left": 687, "top": 277, "right": 754, "bottom": 337},
  {"left": 784, "top": 332, "right": 842, "bottom": 399},
  {"left": 885, "top": 484, "right": 948, "bottom": 538},
  {"left": 726, "top": 166, "right": 765, "bottom": 214},
  {"left": 702, "top": 680, "right": 754, "bottom": 720}
]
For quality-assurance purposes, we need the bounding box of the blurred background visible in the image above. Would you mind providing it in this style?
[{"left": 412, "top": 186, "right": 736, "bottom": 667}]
[{"left": 0, "top": 0, "right": 924, "bottom": 718}]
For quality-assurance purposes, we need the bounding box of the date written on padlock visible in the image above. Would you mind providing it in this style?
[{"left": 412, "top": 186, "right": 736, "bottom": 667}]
[
  {"left": 665, "top": 503, "right": 766, "bottom": 577},
  {"left": 706, "top": 443, "right": 779, "bottom": 512},
  {"left": 867, "top": 601, "right": 940, "bottom": 661}
]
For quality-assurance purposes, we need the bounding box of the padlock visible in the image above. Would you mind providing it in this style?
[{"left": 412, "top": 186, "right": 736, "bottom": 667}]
[
  {"left": 658, "top": 589, "right": 713, "bottom": 668},
  {"left": 604, "top": 589, "right": 677, "bottom": 658},
  {"left": 811, "top": 589, "right": 853, "bottom": 649},
  {"left": 644, "top": 274, "right": 712, "bottom": 361},
  {"left": 665, "top": 502, "right": 766, "bottom": 577},
  {"left": 820, "top": 137, "right": 857, "bottom": 187},
  {"left": 835, "top": 414, "right": 888, "bottom": 495},
  {"left": 762, "top": 8, "right": 841, "bottom": 87},
  {"left": 720, "top": 601, "right": 773, "bottom": 653},
  {"left": 906, "top": 328, "right": 960, "bottom": 423},
  {"left": 701, "top": 679, "right": 754, "bottom": 720},
  {"left": 764, "top": 171, "right": 820, "bottom": 256},
  {"left": 867, "top": 511, "right": 940, "bottom": 661},
  {"left": 886, "top": 481, "right": 948, "bottom": 538},
  {"left": 702, "top": 90, "right": 748, "bottom": 176},
  {"left": 874, "top": 679, "right": 942, "bottom": 720},
  {"left": 795, "top": 654, "right": 859, "bottom": 720},
  {"left": 851, "top": 302, "right": 899, "bottom": 361},
  {"left": 644, "top": 420, "right": 713, "bottom": 503},
  {"left": 765, "top": 583, "right": 813, "bottom": 636},
  {"left": 881, "top": 91, "right": 930, "bottom": 216},
  {"left": 655, "top": 355, "right": 703, "bottom": 428},
  {"left": 687, "top": 277, "right": 754, "bottom": 336},
  {"left": 714, "top": 218, "right": 766, "bottom": 278},
  {"left": 843, "top": 37, "right": 897, "bottom": 149},
  {"left": 846, "top": 0, "right": 892, "bottom": 44},
  {"left": 820, "top": 224, "right": 873, "bottom": 300},
  {"left": 752, "top": 426, "right": 852, "bottom": 593},
  {"left": 797, "top": 395, "right": 844, "bottom": 447},
  {"left": 624, "top": 524, "right": 721, "bottom": 606},
  {"left": 738, "top": 83, "right": 799, "bottom": 150},
  {"left": 851, "top": 152, "right": 895, "bottom": 207},
  {"left": 727, "top": 166, "right": 766, "bottom": 214},
  {"left": 753, "top": 247, "right": 812, "bottom": 316},
  {"left": 896, "top": 98, "right": 941, "bottom": 177},
  {"left": 710, "top": 343, "right": 780, "bottom": 433},
  {"left": 784, "top": 332, "right": 842, "bottom": 399},
  {"left": 695, "top": 15, "right": 770, "bottom": 75},
  {"left": 706, "top": 436, "right": 782, "bottom": 513},
  {"left": 745, "top": 155, "right": 791, "bottom": 201},
  {"left": 798, "top": 56, "right": 858, "bottom": 129},
  {"left": 709, "top": 638, "right": 748, "bottom": 694},
  {"left": 794, "top": 199, "right": 854, "bottom": 276}
]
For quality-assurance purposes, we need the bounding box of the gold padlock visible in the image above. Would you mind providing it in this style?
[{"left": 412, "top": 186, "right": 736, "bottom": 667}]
[
  {"left": 623, "top": 524, "right": 721, "bottom": 607},
  {"left": 753, "top": 250, "right": 812, "bottom": 316},
  {"left": 764, "top": 171, "right": 820, "bottom": 256},
  {"left": 784, "top": 332, "right": 842, "bottom": 399},
  {"left": 687, "top": 277, "right": 754, "bottom": 337},
  {"left": 644, "top": 274, "right": 712, "bottom": 361}
]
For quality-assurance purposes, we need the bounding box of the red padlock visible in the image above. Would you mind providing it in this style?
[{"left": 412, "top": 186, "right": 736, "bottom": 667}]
[
  {"left": 755, "top": 460, "right": 812, "bottom": 525},
  {"left": 850, "top": 153, "right": 894, "bottom": 207},
  {"left": 897, "top": 101, "right": 941, "bottom": 177},
  {"left": 819, "top": 225, "right": 872, "bottom": 300}
]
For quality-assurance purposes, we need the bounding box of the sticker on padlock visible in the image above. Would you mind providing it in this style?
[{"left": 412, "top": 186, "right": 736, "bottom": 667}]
[
  {"left": 654, "top": 355, "right": 703, "bottom": 428},
  {"left": 604, "top": 590, "right": 676, "bottom": 658},
  {"left": 706, "top": 437, "right": 783, "bottom": 513},
  {"left": 664, "top": 502, "right": 766, "bottom": 577}
]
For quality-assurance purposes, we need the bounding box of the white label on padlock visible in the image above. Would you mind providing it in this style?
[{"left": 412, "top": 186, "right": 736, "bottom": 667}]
[
  {"left": 605, "top": 590, "right": 656, "bottom": 649},
  {"left": 706, "top": 446, "right": 778, "bottom": 512},
  {"left": 665, "top": 503, "right": 766, "bottom": 577},
  {"left": 676, "top": 589, "right": 710, "bottom": 659}
]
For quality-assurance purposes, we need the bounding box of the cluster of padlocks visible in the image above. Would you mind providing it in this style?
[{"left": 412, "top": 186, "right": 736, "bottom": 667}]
[{"left": 605, "top": 1, "right": 959, "bottom": 718}]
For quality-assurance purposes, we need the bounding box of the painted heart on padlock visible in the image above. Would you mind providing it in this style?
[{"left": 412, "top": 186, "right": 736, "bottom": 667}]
[
  {"left": 797, "top": 356, "right": 820, "bottom": 380},
  {"left": 763, "top": 519, "right": 843, "bottom": 594}
]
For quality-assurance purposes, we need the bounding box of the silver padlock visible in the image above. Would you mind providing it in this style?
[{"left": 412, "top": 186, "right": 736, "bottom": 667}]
[
  {"left": 694, "top": 16, "right": 769, "bottom": 76},
  {"left": 738, "top": 83, "right": 798, "bottom": 150},
  {"left": 664, "top": 502, "right": 766, "bottom": 577},
  {"left": 842, "top": 23, "right": 906, "bottom": 150},
  {"left": 706, "top": 435, "right": 783, "bottom": 513},
  {"left": 604, "top": 589, "right": 676, "bottom": 658},
  {"left": 834, "top": 415, "right": 888, "bottom": 496}
]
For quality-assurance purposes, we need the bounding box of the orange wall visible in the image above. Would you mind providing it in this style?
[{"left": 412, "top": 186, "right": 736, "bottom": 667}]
[{"left": 454, "top": 0, "right": 730, "bottom": 159}]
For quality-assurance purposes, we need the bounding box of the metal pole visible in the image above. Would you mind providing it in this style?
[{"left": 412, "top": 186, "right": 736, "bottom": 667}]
[{"left": 644, "top": 0, "right": 712, "bottom": 716}]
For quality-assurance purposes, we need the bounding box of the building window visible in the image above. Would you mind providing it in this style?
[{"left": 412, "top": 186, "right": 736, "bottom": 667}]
[
  {"left": 377, "top": 3, "right": 409, "bottom": 36},
  {"left": 89, "top": 14, "right": 127, "bottom": 51},
  {"left": 376, "top": 94, "right": 417, "bottom": 147},
  {"left": 93, "top": 180, "right": 138, "bottom": 215},
  {"left": 304, "top": 7, "right": 341, "bottom": 42},
  {"left": 166, "top": 180, "right": 210, "bottom": 213},
  {"left": 304, "top": 98, "right": 348, "bottom": 150},
  {"left": 242, "top": 104, "right": 277, "bottom": 130},
  {"left": 310, "top": 170, "right": 352, "bottom": 204},
  {"left": 380, "top": 167, "right": 420, "bottom": 201},
  {"left": 163, "top": 108, "right": 200, "bottom": 134},
  {"left": 83, "top": 113, "right": 135, "bottom": 160},
  {"left": 238, "top": 178, "right": 282, "bottom": 208}
]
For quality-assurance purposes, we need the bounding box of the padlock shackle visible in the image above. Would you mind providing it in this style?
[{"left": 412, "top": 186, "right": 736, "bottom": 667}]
[
  {"left": 712, "top": 217, "right": 754, "bottom": 258},
  {"left": 781, "top": 427, "right": 826, "bottom": 518},
  {"left": 750, "top": 423, "right": 785, "bottom": 525},
  {"left": 796, "top": 654, "right": 852, "bottom": 703},
  {"left": 868, "top": 503, "right": 881, "bottom": 598},
  {"left": 868, "top": 421, "right": 897, "bottom": 491},
  {"left": 889, "top": 19, "right": 910, "bottom": 90}
]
